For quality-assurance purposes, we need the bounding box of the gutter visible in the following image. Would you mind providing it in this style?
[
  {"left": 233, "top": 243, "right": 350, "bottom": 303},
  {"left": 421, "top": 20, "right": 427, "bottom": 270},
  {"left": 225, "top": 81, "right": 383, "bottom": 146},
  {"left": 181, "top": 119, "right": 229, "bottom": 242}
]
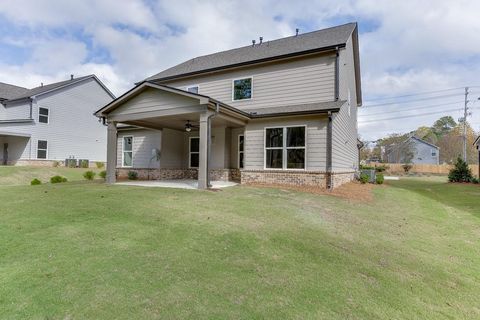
[
  {"left": 326, "top": 111, "right": 334, "bottom": 189},
  {"left": 0, "top": 119, "right": 34, "bottom": 124},
  {"left": 334, "top": 47, "right": 340, "bottom": 101}
]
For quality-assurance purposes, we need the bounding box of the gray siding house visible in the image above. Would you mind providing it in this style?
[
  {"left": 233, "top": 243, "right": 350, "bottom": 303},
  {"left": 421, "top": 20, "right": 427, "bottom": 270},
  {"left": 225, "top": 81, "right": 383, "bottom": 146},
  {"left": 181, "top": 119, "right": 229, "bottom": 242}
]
[
  {"left": 96, "top": 23, "right": 362, "bottom": 189},
  {"left": 0, "top": 75, "right": 114, "bottom": 165},
  {"left": 385, "top": 136, "right": 440, "bottom": 165}
]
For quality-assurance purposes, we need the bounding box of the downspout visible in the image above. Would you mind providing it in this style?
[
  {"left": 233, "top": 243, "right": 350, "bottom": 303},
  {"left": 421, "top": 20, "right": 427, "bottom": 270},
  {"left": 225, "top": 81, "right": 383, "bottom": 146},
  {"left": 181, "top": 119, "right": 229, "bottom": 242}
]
[
  {"left": 334, "top": 46, "right": 340, "bottom": 101},
  {"left": 326, "top": 111, "right": 333, "bottom": 190},
  {"left": 206, "top": 102, "right": 220, "bottom": 187},
  {"left": 29, "top": 98, "right": 33, "bottom": 119}
]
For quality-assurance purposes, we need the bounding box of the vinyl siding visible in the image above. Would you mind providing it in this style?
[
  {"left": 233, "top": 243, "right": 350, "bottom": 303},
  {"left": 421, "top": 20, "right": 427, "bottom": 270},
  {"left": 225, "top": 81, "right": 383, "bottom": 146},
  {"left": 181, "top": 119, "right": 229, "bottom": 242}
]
[
  {"left": 117, "top": 129, "right": 161, "bottom": 168},
  {"left": 244, "top": 116, "right": 328, "bottom": 171},
  {"left": 160, "top": 128, "right": 185, "bottom": 168},
  {"left": 0, "top": 100, "right": 31, "bottom": 120},
  {"left": 229, "top": 127, "right": 244, "bottom": 168},
  {"left": 332, "top": 35, "right": 359, "bottom": 172},
  {"left": 0, "top": 78, "right": 113, "bottom": 162},
  {"left": 163, "top": 53, "right": 335, "bottom": 111},
  {"left": 109, "top": 88, "right": 200, "bottom": 116},
  {"left": 412, "top": 140, "right": 439, "bottom": 165}
]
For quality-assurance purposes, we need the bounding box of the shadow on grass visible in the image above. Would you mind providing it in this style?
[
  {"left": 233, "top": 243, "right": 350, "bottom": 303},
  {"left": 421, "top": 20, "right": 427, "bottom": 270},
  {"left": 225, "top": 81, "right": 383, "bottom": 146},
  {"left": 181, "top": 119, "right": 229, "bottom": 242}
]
[{"left": 387, "top": 177, "right": 480, "bottom": 218}]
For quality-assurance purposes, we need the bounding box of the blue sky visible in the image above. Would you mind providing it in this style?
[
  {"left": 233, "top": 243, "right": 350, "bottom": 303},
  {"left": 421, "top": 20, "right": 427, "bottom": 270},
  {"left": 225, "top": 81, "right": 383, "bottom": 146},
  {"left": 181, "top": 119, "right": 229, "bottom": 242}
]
[{"left": 0, "top": 0, "right": 479, "bottom": 140}]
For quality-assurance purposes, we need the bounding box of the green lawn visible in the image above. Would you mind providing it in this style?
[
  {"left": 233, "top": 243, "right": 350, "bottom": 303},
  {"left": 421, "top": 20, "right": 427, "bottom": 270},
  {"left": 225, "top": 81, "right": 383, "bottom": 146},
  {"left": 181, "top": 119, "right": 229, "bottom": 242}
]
[
  {"left": 0, "top": 172, "right": 479, "bottom": 319},
  {"left": 0, "top": 165, "right": 102, "bottom": 185}
]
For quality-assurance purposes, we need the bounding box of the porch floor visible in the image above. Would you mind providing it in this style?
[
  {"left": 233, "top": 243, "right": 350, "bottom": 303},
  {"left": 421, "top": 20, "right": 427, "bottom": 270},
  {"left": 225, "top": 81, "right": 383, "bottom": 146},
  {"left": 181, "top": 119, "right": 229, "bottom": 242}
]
[{"left": 115, "top": 179, "right": 238, "bottom": 190}]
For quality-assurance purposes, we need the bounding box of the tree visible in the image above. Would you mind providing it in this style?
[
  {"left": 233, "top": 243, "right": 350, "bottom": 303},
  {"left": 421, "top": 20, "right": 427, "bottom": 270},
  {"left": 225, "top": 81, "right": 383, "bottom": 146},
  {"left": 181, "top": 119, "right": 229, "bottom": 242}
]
[
  {"left": 415, "top": 126, "right": 438, "bottom": 145},
  {"left": 432, "top": 116, "right": 457, "bottom": 137},
  {"left": 448, "top": 157, "right": 473, "bottom": 182},
  {"left": 437, "top": 123, "right": 478, "bottom": 164}
]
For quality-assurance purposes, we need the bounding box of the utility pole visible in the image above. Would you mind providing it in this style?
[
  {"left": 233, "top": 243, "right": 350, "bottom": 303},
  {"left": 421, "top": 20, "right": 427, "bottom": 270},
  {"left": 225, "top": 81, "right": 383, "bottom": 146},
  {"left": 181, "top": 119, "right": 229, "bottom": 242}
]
[{"left": 463, "top": 87, "right": 469, "bottom": 162}]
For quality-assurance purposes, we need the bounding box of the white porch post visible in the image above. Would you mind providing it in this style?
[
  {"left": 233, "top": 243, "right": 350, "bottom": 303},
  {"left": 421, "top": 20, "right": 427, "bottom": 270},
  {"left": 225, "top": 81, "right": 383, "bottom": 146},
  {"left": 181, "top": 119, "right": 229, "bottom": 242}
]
[
  {"left": 106, "top": 121, "right": 117, "bottom": 184},
  {"left": 198, "top": 111, "right": 212, "bottom": 189}
]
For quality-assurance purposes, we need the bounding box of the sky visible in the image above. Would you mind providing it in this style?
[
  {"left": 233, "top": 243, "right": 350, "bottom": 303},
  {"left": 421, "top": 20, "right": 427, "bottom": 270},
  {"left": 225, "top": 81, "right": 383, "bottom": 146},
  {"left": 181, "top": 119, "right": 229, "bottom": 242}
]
[{"left": 1, "top": 0, "right": 480, "bottom": 141}]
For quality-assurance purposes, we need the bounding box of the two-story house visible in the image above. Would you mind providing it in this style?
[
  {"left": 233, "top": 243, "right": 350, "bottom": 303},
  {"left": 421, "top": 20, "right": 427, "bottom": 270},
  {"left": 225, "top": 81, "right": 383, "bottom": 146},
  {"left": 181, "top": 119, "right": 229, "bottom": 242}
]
[
  {"left": 0, "top": 75, "right": 115, "bottom": 166},
  {"left": 95, "top": 22, "right": 362, "bottom": 189},
  {"left": 385, "top": 136, "right": 440, "bottom": 165}
]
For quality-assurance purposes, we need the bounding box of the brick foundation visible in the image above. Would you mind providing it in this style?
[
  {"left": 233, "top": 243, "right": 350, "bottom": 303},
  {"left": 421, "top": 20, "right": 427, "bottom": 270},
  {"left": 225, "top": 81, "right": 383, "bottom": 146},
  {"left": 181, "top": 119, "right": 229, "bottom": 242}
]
[
  {"left": 5, "top": 159, "right": 102, "bottom": 168},
  {"left": 116, "top": 168, "right": 240, "bottom": 182}
]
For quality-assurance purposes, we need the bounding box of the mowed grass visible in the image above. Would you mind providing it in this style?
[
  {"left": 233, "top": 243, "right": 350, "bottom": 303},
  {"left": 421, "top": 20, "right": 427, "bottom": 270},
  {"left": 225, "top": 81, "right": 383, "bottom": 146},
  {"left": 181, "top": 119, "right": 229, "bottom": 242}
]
[
  {"left": 0, "top": 173, "right": 479, "bottom": 319},
  {"left": 0, "top": 165, "right": 103, "bottom": 185}
]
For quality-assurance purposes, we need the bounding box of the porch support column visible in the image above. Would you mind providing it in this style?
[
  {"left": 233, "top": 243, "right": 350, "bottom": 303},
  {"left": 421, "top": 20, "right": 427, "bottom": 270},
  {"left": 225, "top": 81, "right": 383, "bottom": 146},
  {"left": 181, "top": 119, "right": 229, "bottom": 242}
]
[
  {"left": 106, "top": 121, "right": 117, "bottom": 184},
  {"left": 198, "top": 111, "right": 213, "bottom": 189}
]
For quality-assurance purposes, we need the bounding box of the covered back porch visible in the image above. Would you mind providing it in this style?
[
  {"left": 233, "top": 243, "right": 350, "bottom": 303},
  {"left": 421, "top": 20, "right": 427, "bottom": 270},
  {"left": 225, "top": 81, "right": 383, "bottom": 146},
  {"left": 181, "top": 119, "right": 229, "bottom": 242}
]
[
  {"left": 96, "top": 82, "right": 248, "bottom": 189},
  {"left": 0, "top": 131, "right": 31, "bottom": 165}
]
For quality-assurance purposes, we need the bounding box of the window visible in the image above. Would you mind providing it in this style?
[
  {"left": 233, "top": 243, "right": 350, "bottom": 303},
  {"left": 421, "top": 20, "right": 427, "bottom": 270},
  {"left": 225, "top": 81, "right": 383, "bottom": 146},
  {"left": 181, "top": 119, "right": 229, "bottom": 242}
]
[
  {"left": 122, "top": 136, "right": 133, "bottom": 167},
  {"left": 37, "top": 140, "right": 48, "bottom": 159},
  {"left": 233, "top": 77, "right": 252, "bottom": 101},
  {"left": 432, "top": 149, "right": 437, "bottom": 156},
  {"left": 39, "top": 107, "right": 49, "bottom": 123},
  {"left": 186, "top": 86, "right": 199, "bottom": 94},
  {"left": 189, "top": 137, "right": 199, "bottom": 168},
  {"left": 265, "top": 126, "right": 305, "bottom": 169},
  {"left": 238, "top": 135, "right": 244, "bottom": 169}
]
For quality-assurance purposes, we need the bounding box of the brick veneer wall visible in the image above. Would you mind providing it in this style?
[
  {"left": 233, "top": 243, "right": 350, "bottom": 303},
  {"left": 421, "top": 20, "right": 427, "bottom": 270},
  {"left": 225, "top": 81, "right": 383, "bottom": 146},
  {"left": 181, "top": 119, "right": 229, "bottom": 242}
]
[
  {"left": 116, "top": 168, "right": 239, "bottom": 182},
  {"left": 8, "top": 159, "right": 102, "bottom": 168}
]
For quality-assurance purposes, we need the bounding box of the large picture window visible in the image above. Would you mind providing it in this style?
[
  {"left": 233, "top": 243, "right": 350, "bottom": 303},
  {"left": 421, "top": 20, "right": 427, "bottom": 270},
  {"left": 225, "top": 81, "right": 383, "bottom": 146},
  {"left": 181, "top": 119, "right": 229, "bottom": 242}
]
[
  {"left": 189, "top": 137, "right": 199, "bottom": 168},
  {"left": 122, "top": 136, "right": 133, "bottom": 167},
  {"left": 265, "top": 126, "right": 305, "bottom": 169},
  {"left": 37, "top": 140, "right": 48, "bottom": 159},
  {"left": 233, "top": 78, "right": 252, "bottom": 101},
  {"left": 39, "top": 107, "right": 49, "bottom": 123}
]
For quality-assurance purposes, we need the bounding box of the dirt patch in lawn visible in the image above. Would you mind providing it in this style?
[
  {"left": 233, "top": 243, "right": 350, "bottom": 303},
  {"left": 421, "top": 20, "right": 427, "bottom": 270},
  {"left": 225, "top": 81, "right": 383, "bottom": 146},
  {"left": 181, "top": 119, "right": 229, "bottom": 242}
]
[{"left": 246, "top": 181, "right": 376, "bottom": 202}]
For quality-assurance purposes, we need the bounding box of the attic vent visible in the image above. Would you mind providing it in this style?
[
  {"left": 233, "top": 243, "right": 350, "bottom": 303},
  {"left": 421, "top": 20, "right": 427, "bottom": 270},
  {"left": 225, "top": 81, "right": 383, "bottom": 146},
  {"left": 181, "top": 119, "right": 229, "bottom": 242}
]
[{"left": 296, "top": 28, "right": 299, "bottom": 36}]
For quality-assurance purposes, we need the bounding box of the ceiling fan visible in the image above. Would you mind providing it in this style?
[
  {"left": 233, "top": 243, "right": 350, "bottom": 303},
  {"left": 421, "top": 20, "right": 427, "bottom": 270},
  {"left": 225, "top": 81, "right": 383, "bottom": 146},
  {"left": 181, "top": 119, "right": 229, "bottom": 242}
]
[{"left": 184, "top": 120, "right": 199, "bottom": 132}]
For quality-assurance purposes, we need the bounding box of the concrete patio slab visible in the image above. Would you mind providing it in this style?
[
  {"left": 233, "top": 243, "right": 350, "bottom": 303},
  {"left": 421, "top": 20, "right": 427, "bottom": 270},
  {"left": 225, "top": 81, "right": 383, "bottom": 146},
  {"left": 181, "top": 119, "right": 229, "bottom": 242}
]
[{"left": 116, "top": 179, "right": 238, "bottom": 189}]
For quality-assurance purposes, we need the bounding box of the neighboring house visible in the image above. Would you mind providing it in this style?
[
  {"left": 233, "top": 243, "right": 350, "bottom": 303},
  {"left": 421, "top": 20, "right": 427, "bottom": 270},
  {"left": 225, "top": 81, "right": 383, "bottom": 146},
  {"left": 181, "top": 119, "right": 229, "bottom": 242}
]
[
  {"left": 95, "top": 22, "right": 362, "bottom": 189},
  {"left": 385, "top": 136, "right": 440, "bottom": 165},
  {"left": 0, "top": 75, "right": 115, "bottom": 165},
  {"left": 474, "top": 136, "right": 480, "bottom": 177}
]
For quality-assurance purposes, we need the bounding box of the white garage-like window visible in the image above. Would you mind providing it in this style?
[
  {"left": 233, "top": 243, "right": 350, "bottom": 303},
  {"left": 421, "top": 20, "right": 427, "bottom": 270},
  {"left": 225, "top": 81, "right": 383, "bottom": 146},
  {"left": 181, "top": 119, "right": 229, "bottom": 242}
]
[{"left": 265, "top": 126, "right": 306, "bottom": 170}]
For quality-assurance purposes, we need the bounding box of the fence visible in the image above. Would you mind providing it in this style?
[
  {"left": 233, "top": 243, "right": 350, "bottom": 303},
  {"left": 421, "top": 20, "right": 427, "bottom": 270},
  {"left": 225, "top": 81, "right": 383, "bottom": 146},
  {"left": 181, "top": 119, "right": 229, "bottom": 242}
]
[{"left": 370, "top": 163, "right": 480, "bottom": 177}]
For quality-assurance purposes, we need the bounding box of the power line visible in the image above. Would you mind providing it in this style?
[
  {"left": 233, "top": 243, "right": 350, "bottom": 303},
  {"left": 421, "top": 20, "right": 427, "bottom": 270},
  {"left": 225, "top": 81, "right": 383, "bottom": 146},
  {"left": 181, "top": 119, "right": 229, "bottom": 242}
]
[
  {"left": 358, "top": 108, "right": 464, "bottom": 124},
  {"left": 362, "top": 93, "right": 464, "bottom": 108},
  {"left": 364, "top": 87, "right": 466, "bottom": 102},
  {"left": 358, "top": 101, "right": 464, "bottom": 117}
]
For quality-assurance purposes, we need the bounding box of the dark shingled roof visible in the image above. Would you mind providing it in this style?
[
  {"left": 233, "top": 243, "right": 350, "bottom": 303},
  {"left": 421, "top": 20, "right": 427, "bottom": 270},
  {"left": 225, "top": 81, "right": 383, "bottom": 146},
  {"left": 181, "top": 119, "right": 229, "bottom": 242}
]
[
  {"left": 6, "top": 75, "right": 92, "bottom": 101},
  {"left": 0, "top": 82, "right": 29, "bottom": 100},
  {"left": 146, "top": 22, "right": 357, "bottom": 82}
]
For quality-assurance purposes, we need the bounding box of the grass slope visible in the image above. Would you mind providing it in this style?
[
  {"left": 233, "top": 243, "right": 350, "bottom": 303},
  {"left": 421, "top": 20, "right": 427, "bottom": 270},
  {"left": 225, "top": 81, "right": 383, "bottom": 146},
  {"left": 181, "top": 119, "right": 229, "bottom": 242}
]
[
  {"left": 0, "top": 166, "right": 102, "bottom": 185},
  {"left": 0, "top": 176, "right": 479, "bottom": 319}
]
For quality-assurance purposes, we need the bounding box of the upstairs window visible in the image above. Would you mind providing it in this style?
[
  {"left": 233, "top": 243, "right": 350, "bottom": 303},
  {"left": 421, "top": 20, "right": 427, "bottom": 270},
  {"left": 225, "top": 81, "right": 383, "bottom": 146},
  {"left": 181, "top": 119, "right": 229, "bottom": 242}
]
[
  {"left": 37, "top": 140, "right": 48, "bottom": 159},
  {"left": 233, "top": 78, "right": 252, "bottom": 101},
  {"left": 186, "top": 86, "right": 199, "bottom": 94},
  {"left": 39, "top": 107, "right": 49, "bottom": 123},
  {"left": 265, "top": 126, "right": 305, "bottom": 169},
  {"left": 122, "top": 136, "right": 133, "bottom": 167}
]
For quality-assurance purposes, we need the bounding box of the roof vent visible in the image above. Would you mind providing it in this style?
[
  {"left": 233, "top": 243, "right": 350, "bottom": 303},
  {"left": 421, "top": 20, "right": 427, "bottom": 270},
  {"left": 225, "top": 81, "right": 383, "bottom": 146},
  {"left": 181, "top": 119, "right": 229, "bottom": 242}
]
[
  {"left": 41, "top": 82, "right": 43, "bottom": 87},
  {"left": 70, "top": 74, "right": 74, "bottom": 80},
  {"left": 295, "top": 28, "right": 299, "bottom": 36},
  {"left": 259, "top": 36, "right": 263, "bottom": 44},
  {"left": 251, "top": 39, "right": 256, "bottom": 47}
]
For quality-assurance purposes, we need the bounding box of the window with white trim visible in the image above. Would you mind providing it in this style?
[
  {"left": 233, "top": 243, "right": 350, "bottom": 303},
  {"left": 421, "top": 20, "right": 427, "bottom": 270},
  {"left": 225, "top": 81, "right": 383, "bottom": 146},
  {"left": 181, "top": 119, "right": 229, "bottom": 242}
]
[
  {"left": 122, "top": 136, "right": 133, "bottom": 167},
  {"left": 233, "top": 77, "right": 252, "bottom": 101},
  {"left": 189, "top": 137, "right": 199, "bottom": 168},
  {"left": 37, "top": 140, "right": 48, "bottom": 159},
  {"left": 265, "top": 126, "right": 305, "bottom": 169},
  {"left": 186, "top": 86, "right": 199, "bottom": 94},
  {"left": 238, "top": 135, "right": 244, "bottom": 169},
  {"left": 39, "top": 107, "right": 49, "bottom": 123}
]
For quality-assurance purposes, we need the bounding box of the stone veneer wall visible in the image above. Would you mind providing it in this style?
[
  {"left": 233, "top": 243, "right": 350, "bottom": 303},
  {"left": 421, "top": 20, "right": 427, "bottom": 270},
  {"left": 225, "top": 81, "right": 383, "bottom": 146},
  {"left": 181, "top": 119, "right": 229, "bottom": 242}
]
[
  {"left": 116, "top": 168, "right": 240, "bottom": 182},
  {"left": 241, "top": 170, "right": 356, "bottom": 189}
]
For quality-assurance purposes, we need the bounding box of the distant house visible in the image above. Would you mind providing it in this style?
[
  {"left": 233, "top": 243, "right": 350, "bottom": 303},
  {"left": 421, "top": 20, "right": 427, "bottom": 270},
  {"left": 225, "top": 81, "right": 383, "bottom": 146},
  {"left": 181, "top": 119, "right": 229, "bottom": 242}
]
[
  {"left": 385, "top": 136, "right": 439, "bottom": 165},
  {"left": 0, "top": 75, "right": 114, "bottom": 166}
]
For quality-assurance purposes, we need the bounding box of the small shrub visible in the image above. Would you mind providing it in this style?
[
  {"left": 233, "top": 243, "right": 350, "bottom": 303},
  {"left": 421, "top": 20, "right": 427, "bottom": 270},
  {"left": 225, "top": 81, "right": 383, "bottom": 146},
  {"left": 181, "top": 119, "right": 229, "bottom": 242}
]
[
  {"left": 375, "top": 164, "right": 389, "bottom": 173},
  {"left": 31, "top": 178, "right": 42, "bottom": 185},
  {"left": 448, "top": 157, "right": 473, "bottom": 183},
  {"left": 50, "top": 175, "right": 68, "bottom": 183},
  {"left": 83, "top": 170, "right": 96, "bottom": 180},
  {"left": 402, "top": 163, "right": 413, "bottom": 173},
  {"left": 95, "top": 161, "right": 105, "bottom": 169},
  {"left": 360, "top": 164, "right": 375, "bottom": 170},
  {"left": 52, "top": 160, "right": 60, "bottom": 167},
  {"left": 376, "top": 173, "right": 384, "bottom": 184},
  {"left": 79, "top": 160, "right": 89, "bottom": 168},
  {"left": 359, "top": 173, "right": 369, "bottom": 184},
  {"left": 471, "top": 177, "right": 479, "bottom": 184},
  {"left": 99, "top": 170, "right": 107, "bottom": 180},
  {"left": 128, "top": 170, "right": 138, "bottom": 180}
]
